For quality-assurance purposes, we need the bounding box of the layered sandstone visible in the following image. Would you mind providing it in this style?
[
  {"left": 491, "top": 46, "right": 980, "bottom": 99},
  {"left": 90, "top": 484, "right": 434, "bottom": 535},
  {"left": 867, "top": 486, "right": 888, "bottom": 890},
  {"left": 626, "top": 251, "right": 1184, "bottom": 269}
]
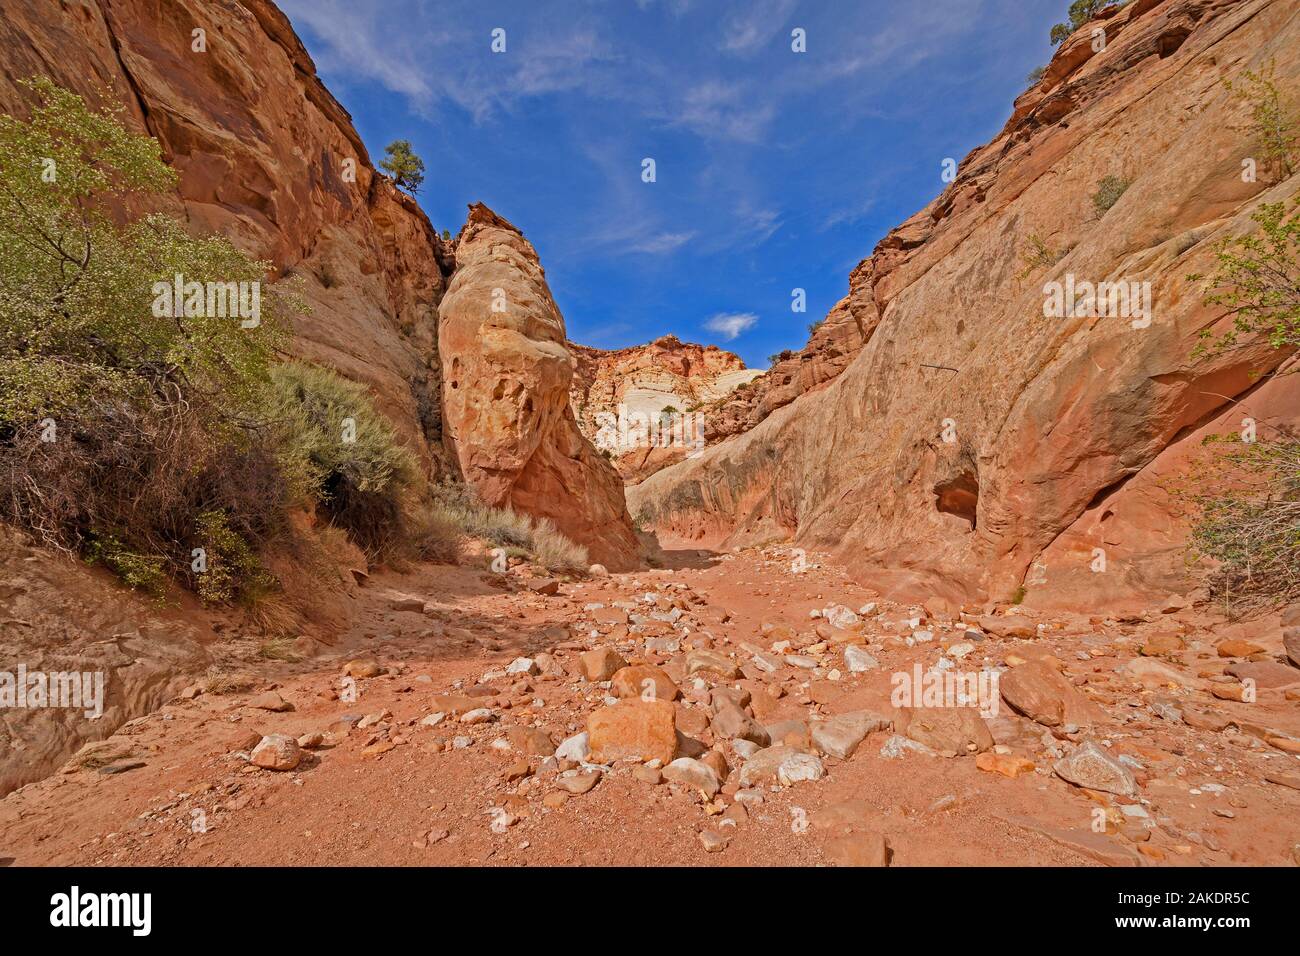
[
  {"left": 440, "top": 204, "right": 641, "bottom": 569},
  {"left": 570, "top": 336, "right": 763, "bottom": 483},
  {"left": 630, "top": 0, "right": 1300, "bottom": 612}
]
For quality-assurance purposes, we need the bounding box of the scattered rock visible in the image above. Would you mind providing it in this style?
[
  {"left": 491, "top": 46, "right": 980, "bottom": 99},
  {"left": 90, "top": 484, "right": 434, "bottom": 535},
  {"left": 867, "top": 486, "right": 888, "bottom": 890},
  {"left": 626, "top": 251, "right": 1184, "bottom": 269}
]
[
  {"left": 587, "top": 700, "right": 677, "bottom": 764},
  {"left": 824, "top": 832, "right": 890, "bottom": 867},
  {"left": 610, "top": 664, "right": 679, "bottom": 701},
  {"left": 975, "top": 751, "right": 1035, "bottom": 778},
  {"left": 662, "top": 757, "right": 721, "bottom": 798},
  {"left": 738, "top": 746, "right": 825, "bottom": 787},
  {"left": 579, "top": 648, "right": 628, "bottom": 682},
  {"left": 894, "top": 706, "right": 992, "bottom": 755},
  {"left": 250, "top": 734, "right": 301, "bottom": 771},
  {"left": 1053, "top": 741, "right": 1138, "bottom": 797},
  {"left": 844, "top": 645, "right": 879, "bottom": 673},
  {"left": 811, "top": 711, "right": 890, "bottom": 760}
]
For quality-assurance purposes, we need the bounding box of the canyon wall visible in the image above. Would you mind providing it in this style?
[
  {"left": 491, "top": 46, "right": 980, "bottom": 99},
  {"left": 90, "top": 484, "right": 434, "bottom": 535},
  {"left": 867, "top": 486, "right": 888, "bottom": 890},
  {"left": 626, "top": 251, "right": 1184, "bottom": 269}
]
[
  {"left": 0, "top": 0, "right": 455, "bottom": 462},
  {"left": 630, "top": 0, "right": 1300, "bottom": 613},
  {"left": 701, "top": 259, "right": 875, "bottom": 444},
  {"left": 570, "top": 335, "right": 763, "bottom": 483},
  {"left": 0, "top": 0, "right": 638, "bottom": 566}
]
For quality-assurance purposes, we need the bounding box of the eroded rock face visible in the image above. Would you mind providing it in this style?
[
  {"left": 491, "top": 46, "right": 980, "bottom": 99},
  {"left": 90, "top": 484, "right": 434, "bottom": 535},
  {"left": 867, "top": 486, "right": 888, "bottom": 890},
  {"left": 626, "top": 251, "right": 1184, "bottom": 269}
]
[
  {"left": 439, "top": 204, "right": 641, "bottom": 570},
  {"left": 629, "top": 0, "right": 1300, "bottom": 612},
  {"left": 570, "top": 336, "right": 762, "bottom": 484},
  {"left": 0, "top": 529, "right": 211, "bottom": 797},
  {"left": 0, "top": 0, "right": 455, "bottom": 462}
]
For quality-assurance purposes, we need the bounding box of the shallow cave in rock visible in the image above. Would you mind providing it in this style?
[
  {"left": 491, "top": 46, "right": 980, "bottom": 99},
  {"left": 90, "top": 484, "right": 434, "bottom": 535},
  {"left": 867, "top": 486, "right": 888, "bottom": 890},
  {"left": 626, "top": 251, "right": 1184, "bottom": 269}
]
[{"left": 933, "top": 471, "right": 979, "bottom": 530}]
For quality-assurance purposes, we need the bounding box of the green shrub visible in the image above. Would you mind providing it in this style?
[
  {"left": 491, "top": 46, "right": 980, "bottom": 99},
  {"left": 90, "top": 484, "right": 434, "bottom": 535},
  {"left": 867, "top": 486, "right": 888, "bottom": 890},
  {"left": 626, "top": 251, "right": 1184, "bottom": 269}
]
[
  {"left": 269, "top": 362, "right": 418, "bottom": 554},
  {"left": 0, "top": 79, "right": 302, "bottom": 602},
  {"left": 1091, "top": 175, "right": 1130, "bottom": 216},
  {"left": 1026, "top": 66, "right": 1047, "bottom": 86},
  {"left": 1049, "top": 0, "right": 1109, "bottom": 46},
  {"left": 1181, "top": 195, "right": 1300, "bottom": 608},
  {"left": 85, "top": 535, "right": 169, "bottom": 600},
  {"left": 1015, "top": 233, "right": 1064, "bottom": 279},
  {"left": 1223, "top": 60, "right": 1297, "bottom": 181},
  {"left": 1190, "top": 199, "right": 1300, "bottom": 356},
  {"left": 192, "top": 510, "right": 275, "bottom": 605}
]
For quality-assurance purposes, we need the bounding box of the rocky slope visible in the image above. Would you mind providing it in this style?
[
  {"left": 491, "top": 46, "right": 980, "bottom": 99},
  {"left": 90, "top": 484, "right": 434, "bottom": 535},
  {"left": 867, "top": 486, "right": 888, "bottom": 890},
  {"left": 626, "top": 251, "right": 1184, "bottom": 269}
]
[
  {"left": 630, "top": 0, "right": 1300, "bottom": 613},
  {"left": 570, "top": 336, "right": 763, "bottom": 483},
  {"left": 440, "top": 205, "right": 641, "bottom": 568},
  {"left": 3, "top": 545, "right": 1298, "bottom": 866}
]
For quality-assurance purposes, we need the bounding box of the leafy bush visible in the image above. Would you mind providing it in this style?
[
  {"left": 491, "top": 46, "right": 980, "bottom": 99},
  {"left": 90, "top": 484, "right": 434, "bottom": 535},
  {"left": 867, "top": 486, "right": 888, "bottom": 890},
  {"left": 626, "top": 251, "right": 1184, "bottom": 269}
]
[
  {"left": 85, "top": 535, "right": 169, "bottom": 599},
  {"left": 1181, "top": 194, "right": 1300, "bottom": 608},
  {"left": 1223, "top": 60, "right": 1297, "bottom": 181},
  {"left": 1091, "top": 175, "right": 1130, "bottom": 216},
  {"left": 269, "top": 362, "right": 418, "bottom": 555},
  {"left": 192, "top": 510, "right": 276, "bottom": 605},
  {"left": 1189, "top": 199, "right": 1299, "bottom": 356},
  {"left": 0, "top": 80, "right": 292, "bottom": 603},
  {"left": 1026, "top": 66, "right": 1047, "bottom": 86},
  {"left": 1183, "top": 435, "right": 1300, "bottom": 607}
]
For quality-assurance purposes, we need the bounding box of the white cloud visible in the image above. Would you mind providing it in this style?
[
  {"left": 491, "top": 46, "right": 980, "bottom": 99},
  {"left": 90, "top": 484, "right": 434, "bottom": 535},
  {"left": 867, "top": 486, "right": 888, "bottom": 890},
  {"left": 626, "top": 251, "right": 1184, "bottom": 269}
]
[
  {"left": 705, "top": 312, "right": 759, "bottom": 340},
  {"left": 629, "top": 231, "right": 696, "bottom": 254},
  {"left": 720, "top": 0, "right": 799, "bottom": 55}
]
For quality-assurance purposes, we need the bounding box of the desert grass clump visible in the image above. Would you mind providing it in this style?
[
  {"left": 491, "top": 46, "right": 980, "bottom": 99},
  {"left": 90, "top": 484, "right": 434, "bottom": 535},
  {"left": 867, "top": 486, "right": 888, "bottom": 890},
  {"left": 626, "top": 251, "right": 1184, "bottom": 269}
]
[
  {"left": 257, "top": 636, "right": 302, "bottom": 662},
  {"left": 530, "top": 517, "right": 590, "bottom": 573},
  {"left": 423, "top": 481, "right": 590, "bottom": 573}
]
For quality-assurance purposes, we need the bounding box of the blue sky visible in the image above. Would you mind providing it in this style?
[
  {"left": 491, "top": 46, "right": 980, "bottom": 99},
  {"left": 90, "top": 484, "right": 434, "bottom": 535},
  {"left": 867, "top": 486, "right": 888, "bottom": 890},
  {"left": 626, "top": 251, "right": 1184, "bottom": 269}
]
[{"left": 278, "top": 0, "right": 1064, "bottom": 368}]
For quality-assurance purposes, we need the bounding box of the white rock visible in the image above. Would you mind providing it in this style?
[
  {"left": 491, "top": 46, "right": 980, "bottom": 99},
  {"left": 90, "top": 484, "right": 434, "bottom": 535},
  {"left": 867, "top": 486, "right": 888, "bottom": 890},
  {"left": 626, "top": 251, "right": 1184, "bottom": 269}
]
[
  {"left": 880, "top": 734, "right": 936, "bottom": 759},
  {"left": 844, "top": 645, "right": 879, "bottom": 673},
  {"left": 777, "top": 752, "right": 826, "bottom": 786},
  {"left": 555, "top": 732, "right": 590, "bottom": 763},
  {"left": 824, "top": 605, "right": 860, "bottom": 630},
  {"left": 506, "top": 657, "right": 538, "bottom": 675}
]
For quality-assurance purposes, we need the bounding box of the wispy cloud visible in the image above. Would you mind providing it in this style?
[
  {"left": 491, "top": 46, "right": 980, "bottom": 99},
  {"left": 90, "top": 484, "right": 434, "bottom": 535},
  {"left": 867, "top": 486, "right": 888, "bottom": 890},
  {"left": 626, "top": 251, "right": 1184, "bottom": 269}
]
[
  {"left": 629, "top": 231, "right": 696, "bottom": 254},
  {"left": 720, "top": 0, "right": 799, "bottom": 55},
  {"left": 705, "top": 312, "right": 759, "bottom": 340}
]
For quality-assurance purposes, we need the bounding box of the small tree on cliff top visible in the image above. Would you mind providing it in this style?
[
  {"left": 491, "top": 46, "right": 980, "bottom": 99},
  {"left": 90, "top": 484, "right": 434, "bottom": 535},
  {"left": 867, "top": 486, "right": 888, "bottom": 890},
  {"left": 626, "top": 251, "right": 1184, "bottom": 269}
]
[
  {"left": 380, "top": 139, "right": 425, "bottom": 195},
  {"left": 1050, "top": 1, "right": 1112, "bottom": 45}
]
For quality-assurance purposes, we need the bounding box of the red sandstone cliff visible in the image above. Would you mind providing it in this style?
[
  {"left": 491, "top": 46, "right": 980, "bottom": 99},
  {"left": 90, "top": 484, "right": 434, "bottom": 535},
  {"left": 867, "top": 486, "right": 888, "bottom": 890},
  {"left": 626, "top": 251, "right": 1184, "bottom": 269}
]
[{"left": 629, "top": 0, "right": 1300, "bottom": 613}]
